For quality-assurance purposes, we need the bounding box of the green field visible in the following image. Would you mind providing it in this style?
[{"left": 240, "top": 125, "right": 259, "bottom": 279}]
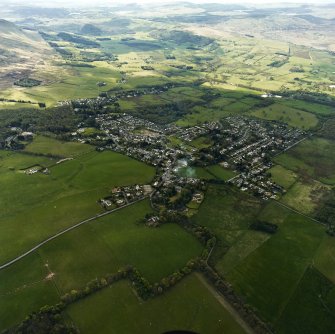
[
  {"left": 276, "top": 267, "right": 335, "bottom": 334},
  {"left": 314, "top": 236, "right": 335, "bottom": 284},
  {"left": 275, "top": 137, "right": 335, "bottom": 185},
  {"left": 226, "top": 208, "right": 325, "bottom": 324},
  {"left": 0, "top": 200, "right": 203, "bottom": 331},
  {"left": 24, "top": 135, "right": 92, "bottom": 157},
  {"left": 193, "top": 185, "right": 262, "bottom": 273},
  {"left": 206, "top": 165, "right": 237, "bottom": 181},
  {"left": 67, "top": 274, "right": 246, "bottom": 334},
  {"left": 0, "top": 146, "right": 155, "bottom": 265},
  {"left": 269, "top": 164, "right": 297, "bottom": 189},
  {"left": 251, "top": 103, "right": 319, "bottom": 129}
]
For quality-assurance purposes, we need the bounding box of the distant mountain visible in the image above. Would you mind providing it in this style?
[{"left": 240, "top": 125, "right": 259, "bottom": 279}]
[{"left": 80, "top": 24, "right": 103, "bottom": 36}]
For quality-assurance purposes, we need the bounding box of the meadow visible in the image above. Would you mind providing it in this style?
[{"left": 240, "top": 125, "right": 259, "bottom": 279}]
[
  {"left": 24, "top": 135, "right": 92, "bottom": 157},
  {"left": 193, "top": 185, "right": 263, "bottom": 271},
  {"left": 0, "top": 200, "right": 203, "bottom": 331},
  {"left": 274, "top": 137, "right": 335, "bottom": 185},
  {"left": 0, "top": 139, "right": 155, "bottom": 265},
  {"left": 251, "top": 103, "right": 319, "bottom": 130},
  {"left": 225, "top": 204, "right": 330, "bottom": 331},
  {"left": 67, "top": 274, "right": 246, "bottom": 334}
]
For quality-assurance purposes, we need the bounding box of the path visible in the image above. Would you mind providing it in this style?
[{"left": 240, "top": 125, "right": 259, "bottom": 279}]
[
  {"left": 196, "top": 273, "right": 255, "bottom": 334},
  {"left": 0, "top": 197, "right": 147, "bottom": 271},
  {"left": 273, "top": 200, "right": 324, "bottom": 225}
]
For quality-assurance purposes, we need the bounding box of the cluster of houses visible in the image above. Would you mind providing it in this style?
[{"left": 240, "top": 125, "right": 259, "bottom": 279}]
[
  {"left": 74, "top": 109, "right": 305, "bottom": 204},
  {"left": 216, "top": 117, "right": 305, "bottom": 199},
  {"left": 91, "top": 110, "right": 305, "bottom": 202},
  {"left": 59, "top": 84, "right": 178, "bottom": 112},
  {"left": 4, "top": 128, "right": 34, "bottom": 149},
  {"left": 99, "top": 184, "right": 153, "bottom": 209}
]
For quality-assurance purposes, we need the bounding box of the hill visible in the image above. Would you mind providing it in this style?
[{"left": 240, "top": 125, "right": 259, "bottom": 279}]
[{"left": 0, "top": 19, "right": 53, "bottom": 88}]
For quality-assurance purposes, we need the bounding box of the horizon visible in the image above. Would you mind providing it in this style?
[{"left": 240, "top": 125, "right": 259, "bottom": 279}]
[{"left": 3, "top": 0, "right": 335, "bottom": 7}]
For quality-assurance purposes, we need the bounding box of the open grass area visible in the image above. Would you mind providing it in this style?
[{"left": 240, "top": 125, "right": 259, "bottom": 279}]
[
  {"left": 226, "top": 209, "right": 325, "bottom": 324},
  {"left": 278, "top": 99, "right": 335, "bottom": 116},
  {"left": 274, "top": 137, "right": 335, "bottom": 185},
  {"left": 0, "top": 147, "right": 155, "bottom": 265},
  {"left": 276, "top": 267, "right": 335, "bottom": 334},
  {"left": 193, "top": 185, "right": 262, "bottom": 272},
  {"left": 0, "top": 200, "right": 203, "bottom": 331},
  {"left": 314, "top": 236, "right": 335, "bottom": 284},
  {"left": 1, "top": 62, "right": 122, "bottom": 106},
  {"left": 24, "top": 135, "right": 92, "bottom": 157},
  {"left": 190, "top": 136, "right": 213, "bottom": 149},
  {"left": 251, "top": 103, "right": 318, "bottom": 130},
  {"left": 67, "top": 274, "right": 246, "bottom": 334},
  {"left": 39, "top": 200, "right": 203, "bottom": 291},
  {"left": 0, "top": 253, "right": 59, "bottom": 332},
  {"left": 269, "top": 165, "right": 297, "bottom": 189},
  {"left": 206, "top": 165, "right": 236, "bottom": 181}
]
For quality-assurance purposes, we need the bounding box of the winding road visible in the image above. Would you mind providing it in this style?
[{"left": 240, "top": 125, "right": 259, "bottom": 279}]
[{"left": 0, "top": 197, "right": 147, "bottom": 271}]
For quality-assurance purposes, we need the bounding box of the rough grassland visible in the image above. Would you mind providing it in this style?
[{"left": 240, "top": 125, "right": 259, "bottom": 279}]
[
  {"left": 280, "top": 180, "right": 330, "bottom": 215},
  {"left": 67, "top": 274, "right": 246, "bottom": 334},
  {"left": 193, "top": 185, "right": 262, "bottom": 272}
]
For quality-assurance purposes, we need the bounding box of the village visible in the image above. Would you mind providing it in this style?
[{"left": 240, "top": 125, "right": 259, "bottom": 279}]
[{"left": 81, "top": 112, "right": 305, "bottom": 205}]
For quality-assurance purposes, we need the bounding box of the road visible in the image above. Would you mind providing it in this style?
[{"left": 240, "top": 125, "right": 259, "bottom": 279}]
[{"left": 0, "top": 197, "right": 148, "bottom": 271}]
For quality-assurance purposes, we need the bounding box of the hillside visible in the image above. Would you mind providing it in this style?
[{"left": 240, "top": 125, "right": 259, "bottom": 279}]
[{"left": 0, "top": 19, "right": 53, "bottom": 88}]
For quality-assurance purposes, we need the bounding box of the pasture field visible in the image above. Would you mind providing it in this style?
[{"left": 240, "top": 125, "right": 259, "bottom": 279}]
[
  {"left": 269, "top": 165, "right": 297, "bottom": 189},
  {"left": 1, "top": 62, "right": 122, "bottom": 106},
  {"left": 206, "top": 164, "right": 236, "bottom": 181},
  {"left": 226, "top": 210, "right": 325, "bottom": 324},
  {"left": 67, "top": 274, "right": 246, "bottom": 334},
  {"left": 278, "top": 99, "right": 335, "bottom": 116},
  {"left": 275, "top": 137, "right": 335, "bottom": 185},
  {"left": 251, "top": 103, "right": 318, "bottom": 130},
  {"left": 193, "top": 185, "right": 262, "bottom": 269},
  {"left": 24, "top": 135, "right": 92, "bottom": 157},
  {"left": 0, "top": 253, "right": 59, "bottom": 332},
  {"left": 276, "top": 267, "right": 335, "bottom": 334},
  {"left": 314, "top": 236, "right": 335, "bottom": 284},
  {"left": 0, "top": 200, "right": 203, "bottom": 331},
  {"left": 0, "top": 146, "right": 155, "bottom": 265}
]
